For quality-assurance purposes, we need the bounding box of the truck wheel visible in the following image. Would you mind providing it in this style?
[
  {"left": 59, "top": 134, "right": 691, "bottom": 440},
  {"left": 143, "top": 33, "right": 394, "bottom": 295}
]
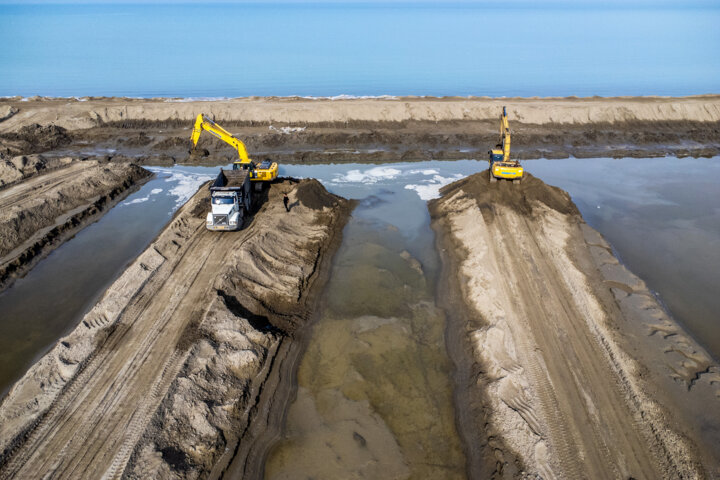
[{"left": 254, "top": 182, "right": 264, "bottom": 192}]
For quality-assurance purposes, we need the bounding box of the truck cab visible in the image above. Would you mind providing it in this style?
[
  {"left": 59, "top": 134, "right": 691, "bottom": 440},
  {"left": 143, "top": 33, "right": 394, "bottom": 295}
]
[
  {"left": 207, "top": 192, "right": 243, "bottom": 231},
  {"left": 206, "top": 169, "right": 252, "bottom": 231}
]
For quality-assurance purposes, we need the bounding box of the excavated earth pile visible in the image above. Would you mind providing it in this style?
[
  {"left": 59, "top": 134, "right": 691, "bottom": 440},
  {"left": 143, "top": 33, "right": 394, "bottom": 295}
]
[
  {"left": 0, "top": 124, "right": 72, "bottom": 157},
  {"left": 0, "top": 159, "right": 151, "bottom": 292},
  {"left": 429, "top": 172, "right": 720, "bottom": 479},
  {"left": 0, "top": 178, "right": 350, "bottom": 479}
]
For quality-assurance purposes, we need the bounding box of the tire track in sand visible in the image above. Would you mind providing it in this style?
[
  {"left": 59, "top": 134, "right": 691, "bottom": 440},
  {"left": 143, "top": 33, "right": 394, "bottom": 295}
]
[{"left": 0, "top": 218, "right": 252, "bottom": 479}]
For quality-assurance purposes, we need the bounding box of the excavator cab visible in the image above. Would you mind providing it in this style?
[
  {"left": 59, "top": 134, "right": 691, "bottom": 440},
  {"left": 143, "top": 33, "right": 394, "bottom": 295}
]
[{"left": 489, "top": 144, "right": 505, "bottom": 163}]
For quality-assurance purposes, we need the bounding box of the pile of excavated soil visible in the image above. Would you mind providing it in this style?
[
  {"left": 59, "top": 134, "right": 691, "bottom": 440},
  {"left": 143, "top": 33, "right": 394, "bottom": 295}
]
[
  {"left": 0, "top": 160, "right": 151, "bottom": 291},
  {"left": 0, "top": 178, "right": 351, "bottom": 480},
  {"left": 0, "top": 154, "right": 75, "bottom": 188},
  {"left": 429, "top": 172, "right": 720, "bottom": 478},
  {"left": 440, "top": 171, "right": 579, "bottom": 217},
  {"left": 295, "top": 178, "right": 343, "bottom": 210},
  {"left": 0, "top": 124, "right": 72, "bottom": 156}
]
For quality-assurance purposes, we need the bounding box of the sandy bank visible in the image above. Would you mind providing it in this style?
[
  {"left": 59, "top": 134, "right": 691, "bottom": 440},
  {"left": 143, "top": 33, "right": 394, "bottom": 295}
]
[
  {"left": 1, "top": 96, "right": 719, "bottom": 163},
  {"left": 430, "top": 172, "right": 720, "bottom": 478},
  {"left": 0, "top": 178, "right": 350, "bottom": 479},
  {"left": 1, "top": 96, "right": 720, "bottom": 130},
  {"left": 0, "top": 158, "right": 151, "bottom": 292}
]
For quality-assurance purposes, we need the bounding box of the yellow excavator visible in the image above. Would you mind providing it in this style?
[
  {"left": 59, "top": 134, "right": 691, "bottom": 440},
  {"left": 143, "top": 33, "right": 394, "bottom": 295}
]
[
  {"left": 190, "top": 113, "right": 278, "bottom": 185},
  {"left": 488, "top": 106, "right": 523, "bottom": 183}
]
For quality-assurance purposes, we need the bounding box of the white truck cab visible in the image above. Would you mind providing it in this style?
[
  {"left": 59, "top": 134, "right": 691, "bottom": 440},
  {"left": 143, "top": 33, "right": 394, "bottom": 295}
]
[
  {"left": 206, "top": 192, "right": 242, "bottom": 231},
  {"left": 206, "top": 169, "right": 252, "bottom": 231}
]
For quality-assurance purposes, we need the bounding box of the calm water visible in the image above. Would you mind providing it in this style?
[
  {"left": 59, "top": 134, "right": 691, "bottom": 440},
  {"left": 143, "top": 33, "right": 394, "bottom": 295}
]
[{"left": 1, "top": 3, "right": 719, "bottom": 97}]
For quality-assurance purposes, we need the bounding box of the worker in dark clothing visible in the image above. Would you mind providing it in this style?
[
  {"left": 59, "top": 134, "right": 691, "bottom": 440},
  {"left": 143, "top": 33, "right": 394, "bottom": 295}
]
[{"left": 283, "top": 193, "right": 289, "bottom": 212}]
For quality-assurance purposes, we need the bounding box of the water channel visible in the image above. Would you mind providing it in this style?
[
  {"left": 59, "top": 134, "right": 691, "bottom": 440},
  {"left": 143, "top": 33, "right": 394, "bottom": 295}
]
[{"left": 0, "top": 158, "right": 718, "bottom": 471}]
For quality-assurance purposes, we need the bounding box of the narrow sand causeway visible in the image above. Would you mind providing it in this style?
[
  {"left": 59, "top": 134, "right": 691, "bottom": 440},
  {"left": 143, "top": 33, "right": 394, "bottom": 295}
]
[
  {"left": 0, "top": 179, "right": 350, "bottom": 479},
  {"left": 430, "top": 172, "right": 720, "bottom": 478}
]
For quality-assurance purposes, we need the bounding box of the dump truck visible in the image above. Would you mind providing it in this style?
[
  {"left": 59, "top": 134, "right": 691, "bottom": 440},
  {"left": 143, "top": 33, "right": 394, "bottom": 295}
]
[
  {"left": 206, "top": 168, "right": 252, "bottom": 231},
  {"left": 489, "top": 106, "right": 523, "bottom": 183}
]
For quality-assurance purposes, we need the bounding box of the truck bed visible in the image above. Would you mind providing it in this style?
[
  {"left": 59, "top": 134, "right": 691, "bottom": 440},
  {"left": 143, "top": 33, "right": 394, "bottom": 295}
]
[{"left": 211, "top": 169, "right": 249, "bottom": 190}]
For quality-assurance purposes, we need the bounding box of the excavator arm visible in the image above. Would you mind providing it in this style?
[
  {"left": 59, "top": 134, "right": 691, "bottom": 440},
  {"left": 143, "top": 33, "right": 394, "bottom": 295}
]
[
  {"left": 189, "top": 113, "right": 278, "bottom": 184},
  {"left": 499, "top": 106, "right": 511, "bottom": 162},
  {"left": 190, "top": 113, "right": 252, "bottom": 164}
]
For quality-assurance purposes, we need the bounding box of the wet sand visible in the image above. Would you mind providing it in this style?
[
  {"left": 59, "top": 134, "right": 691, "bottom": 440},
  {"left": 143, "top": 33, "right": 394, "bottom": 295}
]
[
  {"left": 265, "top": 197, "right": 465, "bottom": 479},
  {"left": 430, "top": 171, "right": 720, "bottom": 478}
]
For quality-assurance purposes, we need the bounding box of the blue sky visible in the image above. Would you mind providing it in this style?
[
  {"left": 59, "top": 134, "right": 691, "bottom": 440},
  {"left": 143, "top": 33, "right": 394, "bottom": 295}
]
[{"left": 1, "top": 0, "right": 718, "bottom": 4}]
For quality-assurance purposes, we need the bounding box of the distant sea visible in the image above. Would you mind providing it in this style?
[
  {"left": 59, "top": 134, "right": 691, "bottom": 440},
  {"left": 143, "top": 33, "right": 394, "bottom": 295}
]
[{"left": 0, "top": 2, "right": 719, "bottom": 98}]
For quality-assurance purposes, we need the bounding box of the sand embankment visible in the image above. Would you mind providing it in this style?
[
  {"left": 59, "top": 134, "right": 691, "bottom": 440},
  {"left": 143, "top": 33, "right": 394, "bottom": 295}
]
[
  {"left": 0, "top": 158, "right": 150, "bottom": 292},
  {"left": 430, "top": 172, "right": 720, "bottom": 479},
  {"left": 2, "top": 95, "right": 720, "bottom": 129},
  {"left": 1, "top": 96, "right": 719, "bottom": 162},
  {"left": 0, "top": 178, "right": 350, "bottom": 479}
]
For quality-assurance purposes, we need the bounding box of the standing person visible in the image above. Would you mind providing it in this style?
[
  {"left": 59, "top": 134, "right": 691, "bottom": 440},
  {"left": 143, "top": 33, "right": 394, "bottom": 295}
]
[{"left": 283, "top": 193, "right": 289, "bottom": 212}]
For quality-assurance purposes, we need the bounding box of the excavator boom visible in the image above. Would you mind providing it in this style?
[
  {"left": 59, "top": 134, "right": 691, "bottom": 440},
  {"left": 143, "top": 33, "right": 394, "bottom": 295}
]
[
  {"left": 191, "top": 113, "right": 251, "bottom": 164},
  {"left": 189, "top": 114, "right": 278, "bottom": 183},
  {"left": 499, "top": 106, "right": 511, "bottom": 162}
]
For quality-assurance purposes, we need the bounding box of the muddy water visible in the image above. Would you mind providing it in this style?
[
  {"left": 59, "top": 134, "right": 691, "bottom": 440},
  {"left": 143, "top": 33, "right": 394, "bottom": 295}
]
[
  {"left": 0, "top": 166, "right": 214, "bottom": 397},
  {"left": 264, "top": 166, "right": 466, "bottom": 479}
]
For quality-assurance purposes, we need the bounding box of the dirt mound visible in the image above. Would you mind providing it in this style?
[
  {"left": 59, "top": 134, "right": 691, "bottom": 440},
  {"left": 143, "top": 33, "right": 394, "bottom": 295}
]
[
  {"left": 0, "top": 155, "right": 74, "bottom": 187},
  {"left": 152, "top": 136, "right": 188, "bottom": 151},
  {"left": 4, "top": 124, "right": 72, "bottom": 154},
  {"left": 294, "top": 178, "right": 342, "bottom": 210},
  {"left": 437, "top": 170, "right": 579, "bottom": 219},
  {"left": 0, "top": 106, "right": 18, "bottom": 123},
  {"left": 120, "top": 131, "right": 152, "bottom": 147}
]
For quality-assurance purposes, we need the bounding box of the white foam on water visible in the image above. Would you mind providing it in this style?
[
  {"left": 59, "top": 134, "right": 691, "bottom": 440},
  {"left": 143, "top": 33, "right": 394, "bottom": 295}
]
[
  {"left": 408, "top": 169, "right": 439, "bottom": 176},
  {"left": 302, "top": 94, "right": 399, "bottom": 101},
  {"left": 121, "top": 185, "right": 166, "bottom": 206},
  {"left": 404, "top": 174, "right": 464, "bottom": 201},
  {"left": 149, "top": 168, "right": 214, "bottom": 208},
  {"left": 123, "top": 196, "right": 150, "bottom": 205},
  {"left": 163, "top": 97, "right": 232, "bottom": 102},
  {"left": 332, "top": 166, "right": 402, "bottom": 184}
]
